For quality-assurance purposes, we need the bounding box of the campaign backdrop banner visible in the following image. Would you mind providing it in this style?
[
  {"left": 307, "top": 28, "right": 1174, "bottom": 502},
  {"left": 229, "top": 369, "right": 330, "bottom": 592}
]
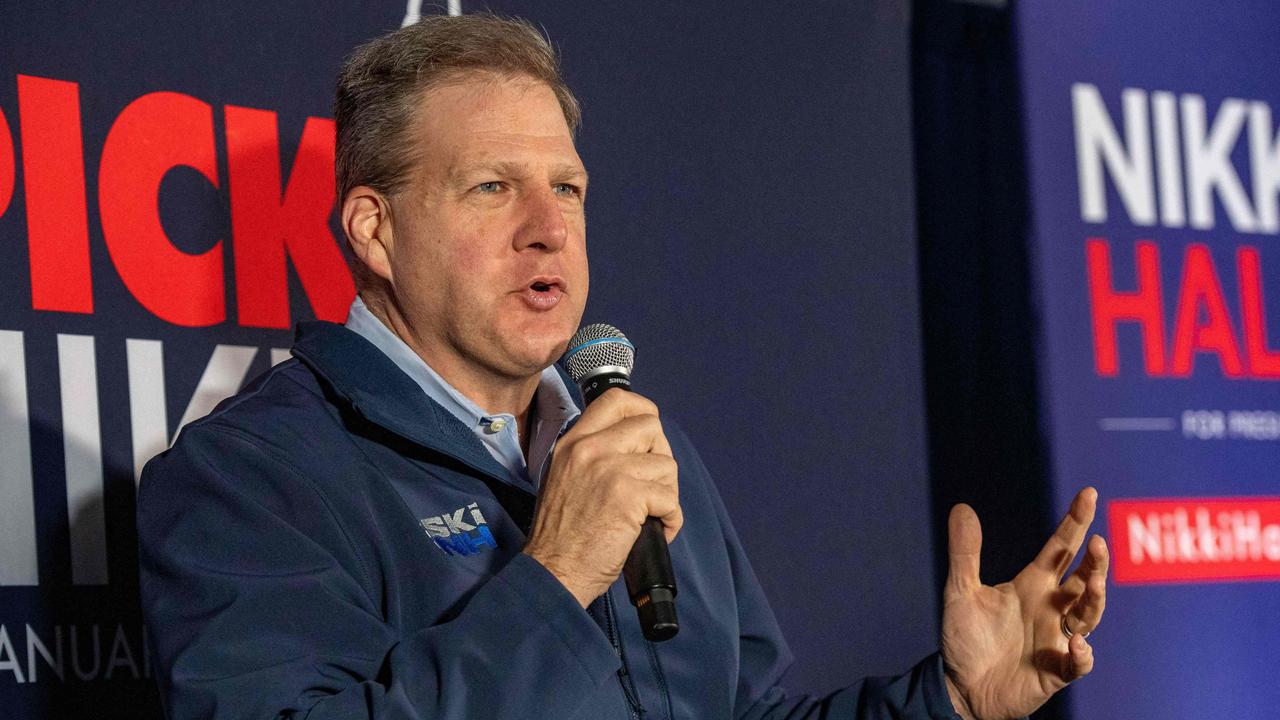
[
  {"left": 0, "top": 2, "right": 934, "bottom": 717},
  {"left": 1016, "top": 2, "right": 1280, "bottom": 718}
]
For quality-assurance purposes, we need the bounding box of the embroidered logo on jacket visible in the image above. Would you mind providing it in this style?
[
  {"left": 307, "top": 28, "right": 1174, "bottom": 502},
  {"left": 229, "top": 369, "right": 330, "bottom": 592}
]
[{"left": 420, "top": 502, "right": 498, "bottom": 556}]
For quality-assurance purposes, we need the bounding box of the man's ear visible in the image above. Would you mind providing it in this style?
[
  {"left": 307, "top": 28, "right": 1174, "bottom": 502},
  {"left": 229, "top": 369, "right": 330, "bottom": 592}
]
[{"left": 342, "top": 186, "right": 395, "bottom": 283}]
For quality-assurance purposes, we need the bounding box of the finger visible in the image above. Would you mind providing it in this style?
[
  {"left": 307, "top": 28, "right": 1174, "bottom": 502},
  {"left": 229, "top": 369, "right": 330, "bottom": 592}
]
[
  {"left": 604, "top": 452, "right": 679, "bottom": 489},
  {"left": 569, "top": 392, "right": 674, "bottom": 458},
  {"left": 1032, "top": 487, "right": 1098, "bottom": 579},
  {"left": 946, "top": 503, "right": 983, "bottom": 595},
  {"left": 1067, "top": 535, "right": 1109, "bottom": 634},
  {"left": 632, "top": 474, "right": 683, "bottom": 541},
  {"left": 585, "top": 413, "right": 671, "bottom": 456},
  {"left": 1059, "top": 571, "right": 1084, "bottom": 601},
  {"left": 569, "top": 389, "right": 660, "bottom": 437},
  {"left": 601, "top": 453, "right": 680, "bottom": 526},
  {"left": 1059, "top": 531, "right": 1108, "bottom": 598},
  {"left": 659, "top": 504, "right": 684, "bottom": 543},
  {"left": 1065, "top": 631, "right": 1095, "bottom": 681},
  {"left": 649, "top": 421, "right": 673, "bottom": 458}
]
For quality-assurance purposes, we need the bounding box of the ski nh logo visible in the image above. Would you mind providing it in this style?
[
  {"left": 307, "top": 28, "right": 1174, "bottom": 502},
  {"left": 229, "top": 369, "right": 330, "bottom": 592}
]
[{"left": 420, "top": 502, "right": 498, "bottom": 556}]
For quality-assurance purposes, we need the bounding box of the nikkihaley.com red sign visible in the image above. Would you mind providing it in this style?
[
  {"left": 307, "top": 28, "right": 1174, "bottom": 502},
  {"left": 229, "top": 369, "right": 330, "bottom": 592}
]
[{"left": 1109, "top": 497, "right": 1280, "bottom": 584}]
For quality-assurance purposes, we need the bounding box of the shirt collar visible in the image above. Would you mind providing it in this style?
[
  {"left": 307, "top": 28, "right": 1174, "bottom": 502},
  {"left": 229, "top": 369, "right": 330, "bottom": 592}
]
[{"left": 343, "top": 296, "right": 579, "bottom": 433}]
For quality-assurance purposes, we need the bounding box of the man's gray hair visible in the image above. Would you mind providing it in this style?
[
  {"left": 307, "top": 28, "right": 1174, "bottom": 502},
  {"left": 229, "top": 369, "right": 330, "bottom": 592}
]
[{"left": 334, "top": 13, "right": 581, "bottom": 202}]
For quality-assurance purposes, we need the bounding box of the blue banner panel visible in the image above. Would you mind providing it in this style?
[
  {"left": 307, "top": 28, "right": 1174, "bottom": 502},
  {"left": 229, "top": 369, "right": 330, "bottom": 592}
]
[{"left": 1017, "top": 2, "right": 1280, "bottom": 718}]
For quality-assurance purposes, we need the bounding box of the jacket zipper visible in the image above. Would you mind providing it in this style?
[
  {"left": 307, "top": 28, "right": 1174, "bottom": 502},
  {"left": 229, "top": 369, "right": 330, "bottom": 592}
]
[
  {"left": 645, "top": 638, "right": 673, "bottom": 720},
  {"left": 598, "top": 590, "right": 645, "bottom": 719}
]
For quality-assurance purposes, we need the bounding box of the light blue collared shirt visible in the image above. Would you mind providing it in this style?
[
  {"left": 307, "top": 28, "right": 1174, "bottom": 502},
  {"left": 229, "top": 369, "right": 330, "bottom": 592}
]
[{"left": 344, "top": 297, "right": 579, "bottom": 491}]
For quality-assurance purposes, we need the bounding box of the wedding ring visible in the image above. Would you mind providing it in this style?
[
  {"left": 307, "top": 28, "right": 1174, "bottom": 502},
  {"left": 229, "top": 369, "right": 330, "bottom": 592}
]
[{"left": 1061, "top": 614, "right": 1090, "bottom": 640}]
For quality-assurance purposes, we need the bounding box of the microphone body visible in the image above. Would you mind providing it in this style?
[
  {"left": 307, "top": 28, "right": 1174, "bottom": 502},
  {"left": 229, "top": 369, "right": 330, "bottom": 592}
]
[{"left": 562, "top": 325, "right": 679, "bottom": 642}]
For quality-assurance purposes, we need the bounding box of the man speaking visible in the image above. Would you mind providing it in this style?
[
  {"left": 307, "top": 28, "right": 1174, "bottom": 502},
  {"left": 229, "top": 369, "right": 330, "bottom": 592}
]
[{"left": 138, "top": 13, "right": 1108, "bottom": 720}]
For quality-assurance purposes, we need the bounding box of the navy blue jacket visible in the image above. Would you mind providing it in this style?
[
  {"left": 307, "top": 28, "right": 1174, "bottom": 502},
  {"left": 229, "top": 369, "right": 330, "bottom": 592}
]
[{"left": 138, "top": 321, "right": 959, "bottom": 719}]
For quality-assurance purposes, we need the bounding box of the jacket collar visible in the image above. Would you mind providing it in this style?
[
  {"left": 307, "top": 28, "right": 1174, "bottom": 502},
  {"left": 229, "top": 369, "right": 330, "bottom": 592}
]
[{"left": 290, "top": 321, "right": 548, "bottom": 484}]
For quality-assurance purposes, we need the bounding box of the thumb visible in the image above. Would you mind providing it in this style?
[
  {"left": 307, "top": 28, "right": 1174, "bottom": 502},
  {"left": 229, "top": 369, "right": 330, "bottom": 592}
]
[{"left": 947, "top": 503, "right": 983, "bottom": 595}]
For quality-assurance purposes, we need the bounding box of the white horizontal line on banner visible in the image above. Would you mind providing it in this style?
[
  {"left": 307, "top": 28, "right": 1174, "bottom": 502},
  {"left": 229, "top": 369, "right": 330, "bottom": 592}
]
[{"left": 1098, "top": 417, "right": 1177, "bottom": 431}]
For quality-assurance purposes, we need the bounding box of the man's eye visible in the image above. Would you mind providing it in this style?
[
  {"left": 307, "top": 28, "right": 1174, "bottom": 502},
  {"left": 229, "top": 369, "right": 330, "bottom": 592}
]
[
  {"left": 553, "top": 183, "right": 581, "bottom": 197},
  {"left": 476, "top": 181, "right": 502, "bottom": 193}
]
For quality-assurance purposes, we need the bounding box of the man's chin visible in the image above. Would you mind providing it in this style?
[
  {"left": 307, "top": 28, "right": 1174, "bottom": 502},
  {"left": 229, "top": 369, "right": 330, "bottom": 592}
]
[{"left": 490, "top": 338, "right": 572, "bottom": 379}]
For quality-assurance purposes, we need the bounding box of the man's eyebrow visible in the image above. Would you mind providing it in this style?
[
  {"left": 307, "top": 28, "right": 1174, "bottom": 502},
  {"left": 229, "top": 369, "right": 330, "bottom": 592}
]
[
  {"left": 448, "top": 160, "right": 587, "bottom": 185},
  {"left": 550, "top": 164, "right": 589, "bottom": 184}
]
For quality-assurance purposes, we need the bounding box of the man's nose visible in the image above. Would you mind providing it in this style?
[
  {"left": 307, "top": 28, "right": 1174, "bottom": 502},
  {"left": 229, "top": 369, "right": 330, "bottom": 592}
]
[{"left": 513, "top": 186, "right": 569, "bottom": 252}]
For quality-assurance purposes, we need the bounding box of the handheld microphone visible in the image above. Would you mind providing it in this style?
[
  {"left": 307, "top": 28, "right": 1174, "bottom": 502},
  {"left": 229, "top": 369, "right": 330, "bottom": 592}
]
[{"left": 561, "top": 324, "right": 679, "bottom": 642}]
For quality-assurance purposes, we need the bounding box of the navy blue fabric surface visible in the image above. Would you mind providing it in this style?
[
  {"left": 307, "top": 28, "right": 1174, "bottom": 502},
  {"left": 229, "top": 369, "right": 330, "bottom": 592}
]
[{"left": 137, "top": 322, "right": 957, "bottom": 719}]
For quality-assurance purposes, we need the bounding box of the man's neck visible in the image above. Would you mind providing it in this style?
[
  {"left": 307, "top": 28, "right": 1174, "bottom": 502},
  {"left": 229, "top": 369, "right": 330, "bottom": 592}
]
[{"left": 361, "top": 292, "right": 539, "bottom": 450}]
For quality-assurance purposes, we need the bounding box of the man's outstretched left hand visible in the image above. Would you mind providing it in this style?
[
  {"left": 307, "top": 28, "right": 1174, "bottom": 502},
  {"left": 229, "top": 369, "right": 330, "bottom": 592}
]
[{"left": 940, "top": 487, "right": 1109, "bottom": 720}]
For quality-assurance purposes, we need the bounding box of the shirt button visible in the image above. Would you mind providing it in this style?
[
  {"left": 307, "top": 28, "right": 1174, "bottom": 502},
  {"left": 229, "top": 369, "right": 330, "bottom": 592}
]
[{"left": 486, "top": 419, "right": 507, "bottom": 433}]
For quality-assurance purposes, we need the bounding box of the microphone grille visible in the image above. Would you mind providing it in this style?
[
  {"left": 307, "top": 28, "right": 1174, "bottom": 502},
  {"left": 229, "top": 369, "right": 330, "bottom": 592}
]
[{"left": 562, "top": 323, "right": 635, "bottom": 384}]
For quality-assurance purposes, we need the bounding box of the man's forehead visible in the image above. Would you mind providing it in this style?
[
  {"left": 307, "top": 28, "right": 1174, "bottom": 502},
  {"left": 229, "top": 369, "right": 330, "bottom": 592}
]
[
  {"left": 411, "top": 72, "right": 566, "bottom": 132},
  {"left": 435, "top": 131, "right": 585, "bottom": 175},
  {"left": 404, "top": 75, "right": 583, "bottom": 176}
]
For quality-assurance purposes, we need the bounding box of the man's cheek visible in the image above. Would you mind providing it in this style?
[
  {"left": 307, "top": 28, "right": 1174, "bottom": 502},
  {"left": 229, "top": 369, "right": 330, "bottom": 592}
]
[{"left": 455, "top": 258, "right": 497, "bottom": 295}]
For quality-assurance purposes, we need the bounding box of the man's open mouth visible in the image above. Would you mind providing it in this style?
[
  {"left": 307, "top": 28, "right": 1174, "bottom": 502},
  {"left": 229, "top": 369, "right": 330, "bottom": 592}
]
[
  {"left": 527, "top": 276, "right": 564, "bottom": 293},
  {"left": 519, "top": 278, "right": 565, "bottom": 310}
]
